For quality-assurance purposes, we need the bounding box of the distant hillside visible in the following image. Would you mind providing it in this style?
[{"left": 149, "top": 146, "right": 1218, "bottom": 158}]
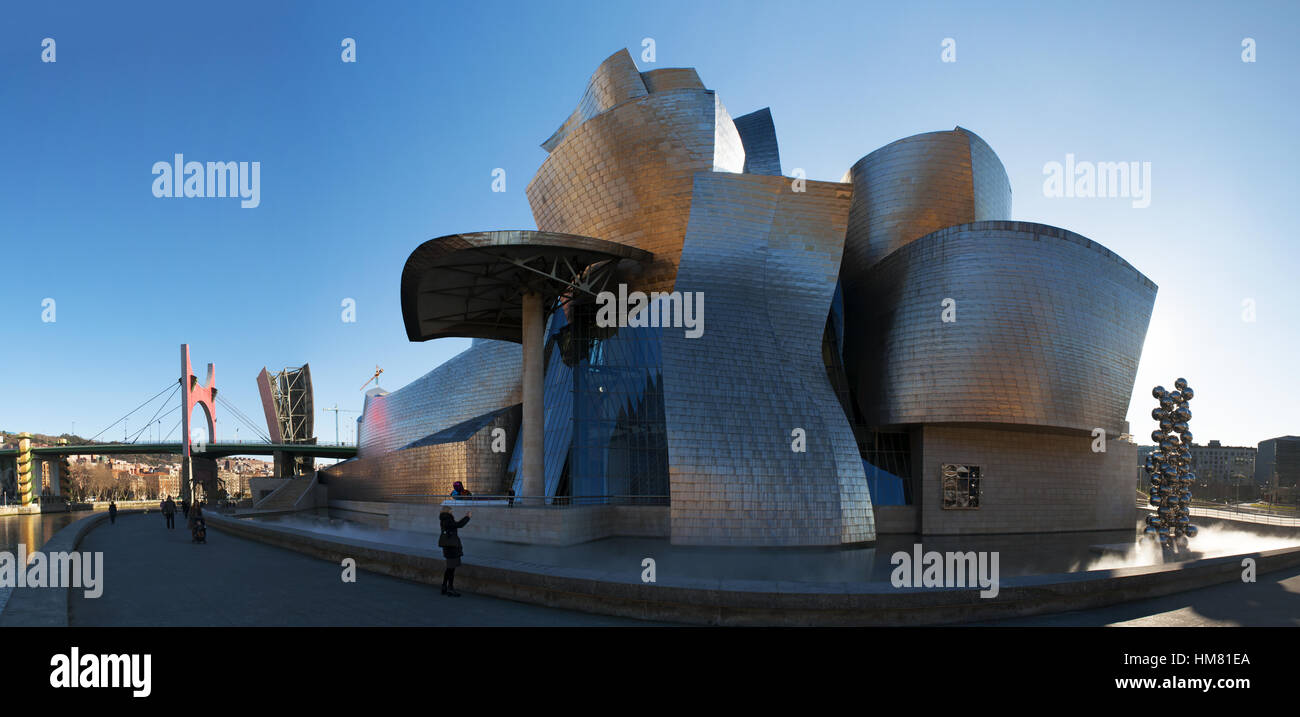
[{"left": 0, "top": 431, "right": 177, "bottom": 468}]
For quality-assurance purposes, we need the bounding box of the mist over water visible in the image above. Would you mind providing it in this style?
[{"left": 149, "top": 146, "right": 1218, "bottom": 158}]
[{"left": 1071, "top": 523, "right": 1300, "bottom": 573}]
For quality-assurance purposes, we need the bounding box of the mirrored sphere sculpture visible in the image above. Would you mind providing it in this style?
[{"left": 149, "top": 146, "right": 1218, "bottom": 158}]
[{"left": 1147, "top": 379, "right": 1197, "bottom": 557}]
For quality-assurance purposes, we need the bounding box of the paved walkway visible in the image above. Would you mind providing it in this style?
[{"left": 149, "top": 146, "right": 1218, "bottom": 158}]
[
  {"left": 66, "top": 512, "right": 1300, "bottom": 627},
  {"left": 69, "top": 513, "right": 655, "bottom": 626}
]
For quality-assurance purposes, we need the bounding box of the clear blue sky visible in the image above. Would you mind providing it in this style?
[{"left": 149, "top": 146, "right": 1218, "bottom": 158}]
[{"left": 1, "top": 0, "right": 1296, "bottom": 449}]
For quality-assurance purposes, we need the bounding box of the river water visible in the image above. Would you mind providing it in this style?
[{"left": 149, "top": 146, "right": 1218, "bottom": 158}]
[{"left": 0, "top": 511, "right": 83, "bottom": 614}]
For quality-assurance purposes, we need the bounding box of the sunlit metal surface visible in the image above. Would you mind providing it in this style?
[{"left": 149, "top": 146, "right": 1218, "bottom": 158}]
[
  {"left": 526, "top": 64, "right": 745, "bottom": 294},
  {"left": 663, "top": 172, "right": 874, "bottom": 545},
  {"left": 850, "top": 221, "right": 1156, "bottom": 435},
  {"left": 355, "top": 339, "right": 522, "bottom": 458}
]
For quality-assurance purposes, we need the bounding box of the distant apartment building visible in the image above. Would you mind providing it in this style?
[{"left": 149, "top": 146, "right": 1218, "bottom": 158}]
[
  {"left": 1138, "top": 441, "right": 1256, "bottom": 500},
  {"left": 1256, "top": 436, "right": 1300, "bottom": 491},
  {"left": 1189, "top": 440, "right": 1256, "bottom": 484}
]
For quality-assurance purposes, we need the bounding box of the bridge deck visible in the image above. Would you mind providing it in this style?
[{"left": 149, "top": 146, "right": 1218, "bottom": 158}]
[{"left": 0, "top": 442, "right": 356, "bottom": 459}]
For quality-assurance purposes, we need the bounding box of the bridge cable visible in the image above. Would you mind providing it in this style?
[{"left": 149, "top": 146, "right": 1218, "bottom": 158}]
[
  {"left": 127, "top": 384, "right": 180, "bottom": 443},
  {"left": 214, "top": 394, "right": 273, "bottom": 443},
  {"left": 85, "top": 383, "right": 178, "bottom": 443},
  {"left": 127, "top": 403, "right": 179, "bottom": 444},
  {"left": 218, "top": 395, "right": 269, "bottom": 436},
  {"left": 162, "top": 417, "right": 183, "bottom": 442},
  {"left": 213, "top": 394, "right": 266, "bottom": 440}
]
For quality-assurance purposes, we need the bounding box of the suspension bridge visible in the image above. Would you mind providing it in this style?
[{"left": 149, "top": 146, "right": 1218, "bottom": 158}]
[{"left": 0, "top": 344, "right": 357, "bottom": 506}]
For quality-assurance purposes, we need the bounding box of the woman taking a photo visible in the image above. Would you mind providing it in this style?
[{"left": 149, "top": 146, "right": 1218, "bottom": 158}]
[{"left": 438, "top": 505, "right": 471, "bottom": 597}]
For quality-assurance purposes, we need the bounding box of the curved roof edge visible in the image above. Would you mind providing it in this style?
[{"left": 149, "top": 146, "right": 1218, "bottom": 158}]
[
  {"left": 400, "top": 230, "right": 653, "bottom": 343},
  {"left": 887, "top": 220, "right": 1157, "bottom": 292}
]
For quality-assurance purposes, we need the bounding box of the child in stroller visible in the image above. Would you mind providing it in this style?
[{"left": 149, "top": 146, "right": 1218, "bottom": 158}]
[{"left": 191, "top": 516, "right": 207, "bottom": 543}]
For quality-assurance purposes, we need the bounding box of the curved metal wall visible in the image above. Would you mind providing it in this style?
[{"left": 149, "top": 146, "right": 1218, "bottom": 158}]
[
  {"left": 663, "top": 172, "right": 873, "bottom": 546},
  {"left": 732, "top": 107, "right": 782, "bottom": 176},
  {"left": 527, "top": 83, "right": 745, "bottom": 294},
  {"left": 541, "top": 49, "right": 649, "bottom": 153},
  {"left": 356, "top": 339, "right": 521, "bottom": 458},
  {"left": 842, "top": 127, "right": 1011, "bottom": 277},
  {"left": 853, "top": 221, "right": 1156, "bottom": 436}
]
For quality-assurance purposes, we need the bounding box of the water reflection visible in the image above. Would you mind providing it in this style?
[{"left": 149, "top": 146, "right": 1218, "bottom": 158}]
[{"left": 0, "top": 512, "right": 82, "bottom": 555}]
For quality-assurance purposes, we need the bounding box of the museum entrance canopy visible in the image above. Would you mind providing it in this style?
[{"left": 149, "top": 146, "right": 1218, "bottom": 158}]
[{"left": 401, "top": 230, "right": 652, "bottom": 343}]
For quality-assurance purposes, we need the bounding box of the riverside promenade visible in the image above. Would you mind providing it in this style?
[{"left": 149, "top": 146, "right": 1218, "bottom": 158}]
[
  {"left": 1, "top": 510, "right": 1295, "bottom": 627},
  {"left": 66, "top": 512, "right": 649, "bottom": 626}
]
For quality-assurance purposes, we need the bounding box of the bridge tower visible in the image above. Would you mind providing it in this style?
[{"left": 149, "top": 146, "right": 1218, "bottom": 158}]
[
  {"left": 16, "top": 433, "right": 33, "bottom": 506},
  {"left": 58, "top": 438, "right": 71, "bottom": 497},
  {"left": 180, "top": 344, "right": 217, "bottom": 505}
]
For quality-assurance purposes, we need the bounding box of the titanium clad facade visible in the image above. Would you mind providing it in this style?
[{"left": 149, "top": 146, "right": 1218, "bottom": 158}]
[
  {"left": 328, "top": 405, "right": 520, "bottom": 502},
  {"left": 527, "top": 81, "right": 745, "bottom": 294},
  {"left": 732, "top": 108, "right": 782, "bottom": 176},
  {"left": 663, "top": 172, "right": 873, "bottom": 545},
  {"left": 853, "top": 221, "right": 1156, "bottom": 437},
  {"left": 327, "top": 48, "right": 1158, "bottom": 545},
  {"left": 355, "top": 339, "right": 521, "bottom": 458},
  {"left": 841, "top": 127, "right": 1011, "bottom": 277},
  {"left": 541, "top": 49, "right": 650, "bottom": 153}
]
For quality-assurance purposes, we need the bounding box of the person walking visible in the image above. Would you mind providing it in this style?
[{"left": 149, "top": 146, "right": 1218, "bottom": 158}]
[
  {"left": 163, "top": 495, "right": 176, "bottom": 529},
  {"left": 438, "top": 505, "right": 471, "bottom": 597},
  {"left": 182, "top": 497, "right": 190, "bottom": 519},
  {"left": 108, "top": 499, "right": 117, "bottom": 525}
]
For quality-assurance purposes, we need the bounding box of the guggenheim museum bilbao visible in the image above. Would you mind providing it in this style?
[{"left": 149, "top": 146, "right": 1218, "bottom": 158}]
[{"left": 322, "top": 49, "right": 1156, "bottom": 547}]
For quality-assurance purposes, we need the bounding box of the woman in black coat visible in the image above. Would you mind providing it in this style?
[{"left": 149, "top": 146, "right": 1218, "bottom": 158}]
[{"left": 439, "top": 506, "right": 471, "bottom": 597}]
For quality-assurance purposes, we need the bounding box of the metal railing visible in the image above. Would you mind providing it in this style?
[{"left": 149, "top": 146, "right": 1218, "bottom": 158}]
[
  {"left": 1138, "top": 500, "right": 1300, "bottom": 528},
  {"left": 391, "top": 493, "right": 670, "bottom": 507}
]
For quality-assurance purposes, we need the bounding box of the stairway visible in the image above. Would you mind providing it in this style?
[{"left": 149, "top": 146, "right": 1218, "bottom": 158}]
[{"left": 252, "top": 478, "right": 315, "bottom": 512}]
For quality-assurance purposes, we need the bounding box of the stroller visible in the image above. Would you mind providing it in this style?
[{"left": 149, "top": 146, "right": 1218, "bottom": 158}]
[{"left": 191, "top": 517, "right": 207, "bottom": 544}]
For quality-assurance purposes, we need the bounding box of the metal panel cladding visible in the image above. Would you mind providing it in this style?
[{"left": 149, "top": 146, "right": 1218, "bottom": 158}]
[
  {"left": 663, "top": 172, "right": 874, "bottom": 546},
  {"left": 853, "top": 221, "right": 1156, "bottom": 437},
  {"left": 841, "top": 127, "right": 1012, "bottom": 277},
  {"left": 356, "top": 340, "right": 521, "bottom": 458},
  {"left": 527, "top": 56, "right": 745, "bottom": 295}
]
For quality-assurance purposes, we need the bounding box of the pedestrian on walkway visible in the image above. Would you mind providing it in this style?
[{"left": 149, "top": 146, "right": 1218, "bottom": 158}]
[
  {"left": 182, "top": 498, "right": 190, "bottom": 519},
  {"left": 164, "top": 495, "right": 176, "bottom": 529},
  {"left": 438, "top": 505, "right": 471, "bottom": 597},
  {"left": 108, "top": 499, "right": 117, "bottom": 525}
]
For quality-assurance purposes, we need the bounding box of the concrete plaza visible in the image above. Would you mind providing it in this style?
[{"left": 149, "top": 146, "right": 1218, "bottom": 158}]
[
  {"left": 54, "top": 512, "right": 1300, "bottom": 627},
  {"left": 69, "top": 512, "right": 651, "bottom": 626}
]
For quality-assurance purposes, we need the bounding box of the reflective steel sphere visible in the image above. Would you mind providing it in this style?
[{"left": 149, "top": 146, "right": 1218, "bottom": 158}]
[
  {"left": 1182, "top": 386, "right": 1194, "bottom": 401},
  {"left": 1175, "top": 377, "right": 1188, "bottom": 391},
  {"left": 1152, "top": 385, "right": 1166, "bottom": 398}
]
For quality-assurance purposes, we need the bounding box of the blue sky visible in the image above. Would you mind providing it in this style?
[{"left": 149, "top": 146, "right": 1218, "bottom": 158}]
[{"left": 1, "top": 0, "right": 1296, "bottom": 449}]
